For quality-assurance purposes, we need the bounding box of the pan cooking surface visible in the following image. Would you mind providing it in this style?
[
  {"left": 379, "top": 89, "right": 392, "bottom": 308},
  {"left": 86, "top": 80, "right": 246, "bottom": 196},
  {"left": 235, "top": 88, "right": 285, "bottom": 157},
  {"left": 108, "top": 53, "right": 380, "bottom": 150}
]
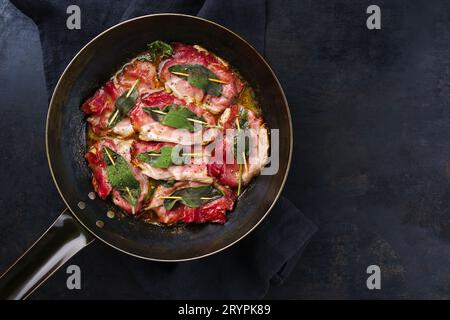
[{"left": 46, "top": 14, "right": 292, "bottom": 261}]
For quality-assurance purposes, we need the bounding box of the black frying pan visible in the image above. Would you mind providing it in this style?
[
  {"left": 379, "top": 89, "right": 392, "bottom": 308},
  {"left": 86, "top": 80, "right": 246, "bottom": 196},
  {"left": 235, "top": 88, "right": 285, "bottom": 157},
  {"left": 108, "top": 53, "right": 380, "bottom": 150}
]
[{"left": 0, "top": 14, "right": 292, "bottom": 300}]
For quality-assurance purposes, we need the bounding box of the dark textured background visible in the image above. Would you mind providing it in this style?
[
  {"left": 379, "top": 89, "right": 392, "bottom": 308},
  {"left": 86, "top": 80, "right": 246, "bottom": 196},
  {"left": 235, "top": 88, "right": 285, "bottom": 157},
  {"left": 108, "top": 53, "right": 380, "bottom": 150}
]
[{"left": 1, "top": 0, "right": 450, "bottom": 299}]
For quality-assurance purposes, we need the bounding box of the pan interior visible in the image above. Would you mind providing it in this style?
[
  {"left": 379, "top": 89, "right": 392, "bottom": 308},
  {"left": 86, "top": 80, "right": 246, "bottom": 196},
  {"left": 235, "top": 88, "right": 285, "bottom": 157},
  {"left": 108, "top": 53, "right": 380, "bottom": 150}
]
[{"left": 46, "top": 14, "right": 291, "bottom": 261}]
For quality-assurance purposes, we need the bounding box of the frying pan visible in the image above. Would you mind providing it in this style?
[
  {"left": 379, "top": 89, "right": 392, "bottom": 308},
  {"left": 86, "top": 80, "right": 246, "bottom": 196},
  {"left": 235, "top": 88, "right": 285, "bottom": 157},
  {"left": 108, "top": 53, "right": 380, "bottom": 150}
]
[{"left": 0, "top": 14, "right": 292, "bottom": 300}]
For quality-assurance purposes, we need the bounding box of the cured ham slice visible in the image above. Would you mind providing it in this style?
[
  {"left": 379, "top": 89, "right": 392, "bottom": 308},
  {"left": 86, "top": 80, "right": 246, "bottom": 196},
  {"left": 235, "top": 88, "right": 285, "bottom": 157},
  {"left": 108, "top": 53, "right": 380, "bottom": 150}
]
[
  {"left": 114, "top": 58, "right": 158, "bottom": 95},
  {"left": 147, "top": 181, "right": 236, "bottom": 224},
  {"left": 202, "top": 62, "right": 245, "bottom": 114},
  {"left": 207, "top": 105, "right": 269, "bottom": 188},
  {"left": 131, "top": 141, "right": 213, "bottom": 184},
  {"left": 129, "top": 90, "right": 219, "bottom": 145},
  {"left": 82, "top": 59, "right": 158, "bottom": 138},
  {"left": 85, "top": 138, "right": 149, "bottom": 214},
  {"left": 159, "top": 43, "right": 244, "bottom": 114},
  {"left": 111, "top": 118, "right": 135, "bottom": 137},
  {"left": 81, "top": 81, "right": 117, "bottom": 136}
]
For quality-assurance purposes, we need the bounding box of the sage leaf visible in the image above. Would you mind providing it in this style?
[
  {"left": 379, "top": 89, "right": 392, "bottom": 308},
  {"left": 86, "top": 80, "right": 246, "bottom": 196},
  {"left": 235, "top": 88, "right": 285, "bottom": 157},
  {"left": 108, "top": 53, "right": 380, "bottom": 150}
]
[
  {"left": 164, "top": 186, "right": 223, "bottom": 210},
  {"left": 102, "top": 146, "right": 140, "bottom": 205},
  {"left": 238, "top": 107, "right": 249, "bottom": 129},
  {"left": 136, "top": 146, "right": 174, "bottom": 169},
  {"left": 136, "top": 145, "right": 188, "bottom": 168},
  {"left": 107, "top": 83, "right": 139, "bottom": 128},
  {"left": 168, "top": 64, "right": 223, "bottom": 96},
  {"left": 121, "top": 187, "right": 140, "bottom": 206},
  {"left": 162, "top": 105, "right": 196, "bottom": 132},
  {"left": 143, "top": 104, "right": 205, "bottom": 132},
  {"left": 147, "top": 40, "right": 173, "bottom": 62}
]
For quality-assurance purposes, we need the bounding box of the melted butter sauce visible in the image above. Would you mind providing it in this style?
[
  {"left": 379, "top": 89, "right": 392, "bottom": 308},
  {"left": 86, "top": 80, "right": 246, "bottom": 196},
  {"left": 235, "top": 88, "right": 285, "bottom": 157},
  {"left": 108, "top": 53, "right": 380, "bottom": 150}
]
[{"left": 237, "top": 85, "right": 259, "bottom": 114}]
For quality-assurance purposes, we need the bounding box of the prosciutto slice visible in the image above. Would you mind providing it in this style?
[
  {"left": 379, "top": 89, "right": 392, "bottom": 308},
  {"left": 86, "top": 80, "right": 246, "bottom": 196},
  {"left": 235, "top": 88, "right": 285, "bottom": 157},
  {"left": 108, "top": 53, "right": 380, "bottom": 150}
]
[
  {"left": 131, "top": 140, "right": 213, "bottom": 184},
  {"left": 85, "top": 138, "right": 149, "bottom": 214},
  {"left": 114, "top": 58, "right": 158, "bottom": 95},
  {"left": 129, "top": 90, "right": 219, "bottom": 145},
  {"left": 81, "top": 59, "right": 158, "bottom": 138},
  {"left": 82, "top": 80, "right": 118, "bottom": 136},
  {"left": 207, "top": 105, "right": 269, "bottom": 188},
  {"left": 159, "top": 43, "right": 244, "bottom": 114},
  {"left": 147, "top": 181, "right": 236, "bottom": 224}
]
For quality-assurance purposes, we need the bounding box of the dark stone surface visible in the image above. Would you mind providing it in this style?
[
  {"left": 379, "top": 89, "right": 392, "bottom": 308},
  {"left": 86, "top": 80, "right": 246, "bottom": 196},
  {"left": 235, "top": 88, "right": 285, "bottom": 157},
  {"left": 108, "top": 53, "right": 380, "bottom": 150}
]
[
  {"left": 264, "top": 0, "right": 450, "bottom": 299},
  {"left": 1, "top": 0, "right": 450, "bottom": 299}
]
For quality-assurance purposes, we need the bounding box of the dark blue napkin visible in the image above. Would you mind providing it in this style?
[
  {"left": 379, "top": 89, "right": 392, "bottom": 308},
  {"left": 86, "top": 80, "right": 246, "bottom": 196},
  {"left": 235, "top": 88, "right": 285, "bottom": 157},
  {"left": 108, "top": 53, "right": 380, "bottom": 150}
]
[
  {"left": 8, "top": 0, "right": 317, "bottom": 299},
  {"left": 125, "top": 197, "right": 317, "bottom": 299},
  {"left": 11, "top": 0, "right": 267, "bottom": 96}
]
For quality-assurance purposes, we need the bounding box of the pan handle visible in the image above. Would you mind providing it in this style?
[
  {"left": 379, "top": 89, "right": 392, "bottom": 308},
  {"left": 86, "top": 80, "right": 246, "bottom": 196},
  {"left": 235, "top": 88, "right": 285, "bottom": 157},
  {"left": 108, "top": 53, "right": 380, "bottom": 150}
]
[{"left": 0, "top": 209, "right": 94, "bottom": 300}]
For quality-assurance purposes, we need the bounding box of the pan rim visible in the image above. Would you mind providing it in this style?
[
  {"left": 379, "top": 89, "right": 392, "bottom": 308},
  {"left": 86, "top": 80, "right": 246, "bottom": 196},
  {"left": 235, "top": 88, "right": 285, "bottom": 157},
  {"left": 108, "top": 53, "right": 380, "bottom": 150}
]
[{"left": 45, "top": 13, "right": 293, "bottom": 262}]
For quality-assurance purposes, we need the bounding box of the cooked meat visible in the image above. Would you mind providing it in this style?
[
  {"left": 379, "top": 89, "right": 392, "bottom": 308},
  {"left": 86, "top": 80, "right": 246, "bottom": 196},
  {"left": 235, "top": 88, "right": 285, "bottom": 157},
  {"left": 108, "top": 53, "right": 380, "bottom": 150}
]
[
  {"left": 202, "top": 62, "right": 244, "bottom": 114},
  {"left": 159, "top": 43, "right": 243, "bottom": 114},
  {"left": 208, "top": 105, "right": 269, "bottom": 188},
  {"left": 147, "top": 181, "right": 235, "bottom": 224},
  {"left": 82, "top": 59, "right": 158, "bottom": 138},
  {"left": 81, "top": 81, "right": 117, "bottom": 136},
  {"left": 131, "top": 140, "right": 213, "bottom": 184},
  {"left": 129, "top": 90, "right": 219, "bottom": 145},
  {"left": 85, "top": 139, "right": 115, "bottom": 199},
  {"left": 111, "top": 166, "right": 149, "bottom": 215},
  {"left": 85, "top": 138, "right": 148, "bottom": 214},
  {"left": 82, "top": 41, "right": 268, "bottom": 223},
  {"left": 114, "top": 59, "right": 158, "bottom": 95}
]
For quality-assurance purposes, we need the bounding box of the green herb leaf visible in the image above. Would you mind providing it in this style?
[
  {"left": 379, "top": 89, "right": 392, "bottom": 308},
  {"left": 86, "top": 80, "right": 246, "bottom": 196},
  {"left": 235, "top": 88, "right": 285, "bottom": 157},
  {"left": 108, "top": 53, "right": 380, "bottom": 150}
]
[
  {"left": 162, "top": 105, "right": 197, "bottom": 132},
  {"left": 136, "top": 145, "right": 189, "bottom": 168},
  {"left": 107, "top": 83, "right": 139, "bottom": 128},
  {"left": 136, "top": 146, "right": 174, "bottom": 169},
  {"left": 143, "top": 104, "right": 205, "bottom": 132},
  {"left": 147, "top": 40, "right": 173, "bottom": 62},
  {"left": 102, "top": 147, "right": 140, "bottom": 205},
  {"left": 234, "top": 107, "right": 250, "bottom": 161},
  {"left": 164, "top": 186, "right": 223, "bottom": 210},
  {"left": 143, "top": 106, "right": 165, "bottom": 122},
  {"left": 168, "top": 64, "right": 223, "bottom": 96},
  {"left": 121, "top": 187, "right": 140, "bottom": 206},
  {"left": 160, "top": 180, "right": 176, "bottom": 187},
  {"left": 238, "top": 107, "right": 249, "bottom": 129}
]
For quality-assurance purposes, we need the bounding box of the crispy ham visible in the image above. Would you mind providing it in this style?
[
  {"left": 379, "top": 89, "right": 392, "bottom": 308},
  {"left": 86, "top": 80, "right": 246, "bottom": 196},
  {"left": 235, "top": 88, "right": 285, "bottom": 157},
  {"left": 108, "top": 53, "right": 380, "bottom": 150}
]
[
  {"left": 207, "top": 105, "right": 269, "bottom": 188},
  {"left": 82, "top": 41, "right": 269, "bottom": 222},
  {"left": 82, "top": 59, "right": 158, "bottom": 138},
  {"left": 129, "top": 91, "right": 220, "bottom": 145},
  {"left": 81, "top": 81, "right": 117, "bottom": 136},
  {"left": 131, "top": 141, "right": 213, "bottom": 184},
  {"left": 85, "top": 138, "right": 149, "bottom": 214},
  {"left": 147, "top": 181, "right": 236, "bottom": 224},
  {"left": 159, "top": 43, "right": 243, "bottom": 114},
  {"left": 114, "top": 59, "right": 158, "bottom": 95}
]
